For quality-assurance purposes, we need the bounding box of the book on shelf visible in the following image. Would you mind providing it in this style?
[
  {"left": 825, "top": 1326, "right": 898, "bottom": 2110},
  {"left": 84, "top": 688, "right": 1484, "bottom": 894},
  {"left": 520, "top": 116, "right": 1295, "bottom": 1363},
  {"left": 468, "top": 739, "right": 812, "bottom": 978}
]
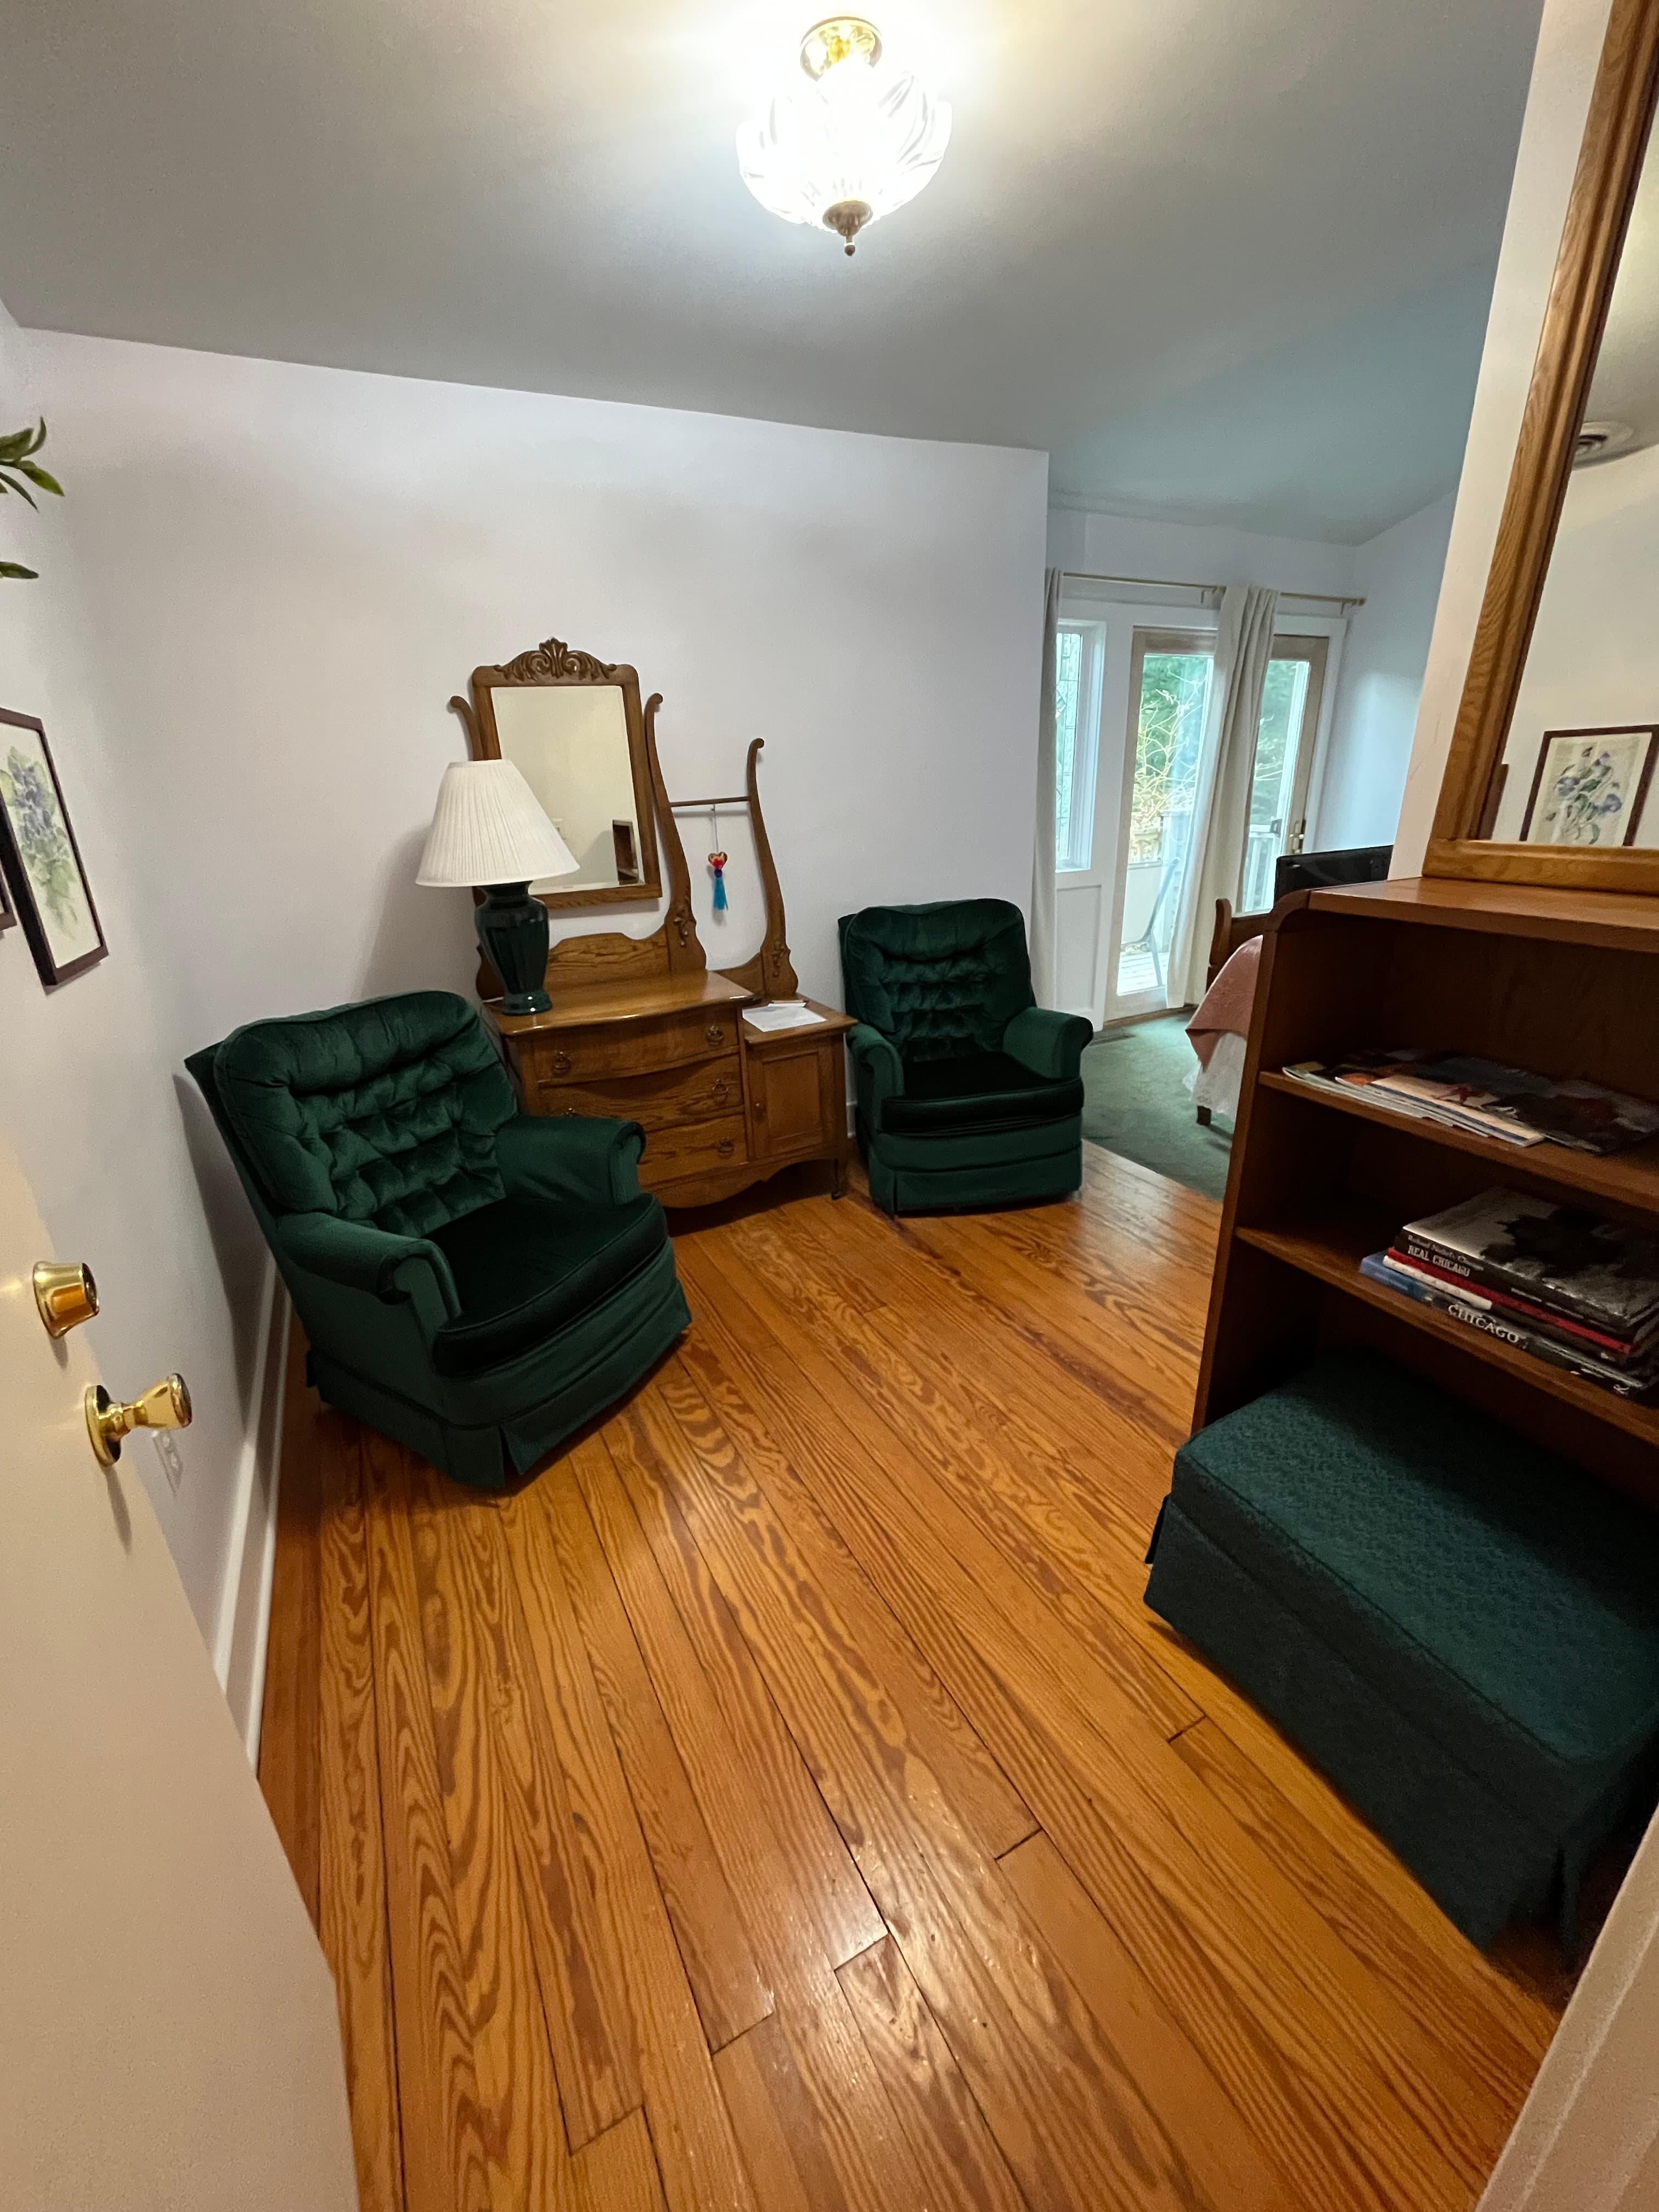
[
  {"left": 1281, "top": 1051, "right": 1659, "bottom": 1155},
  {"left": 1377, "top": 1248, "right": 1659, "bottom": 1365},
  {"left": 1398, "top": 1189, "right": 1659, "bottom": 1345},
  {"left": 1359, "top": 1252, "right": 1659, "bottom": 1398}
]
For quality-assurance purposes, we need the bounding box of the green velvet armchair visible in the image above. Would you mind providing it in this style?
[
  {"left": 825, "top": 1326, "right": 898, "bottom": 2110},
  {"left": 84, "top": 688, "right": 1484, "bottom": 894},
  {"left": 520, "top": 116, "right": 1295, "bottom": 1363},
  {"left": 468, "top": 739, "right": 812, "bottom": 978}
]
[
  {"left": 838, "top": 898, "right": 1093, "bottom": 1214},
  {"left": 187, "top": 991, "right": 690, "bottom": 1491}
]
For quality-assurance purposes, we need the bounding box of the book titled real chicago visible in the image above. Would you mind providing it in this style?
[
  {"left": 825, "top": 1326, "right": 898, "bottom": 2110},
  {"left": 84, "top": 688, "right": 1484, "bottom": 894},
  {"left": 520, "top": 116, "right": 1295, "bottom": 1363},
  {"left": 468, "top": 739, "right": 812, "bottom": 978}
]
[
  {"left": 1359, "top": 1254, "right": 1659, "bottom": 1397},
  {"left": 1399, "top": 1189, "right": 1659, "bottom": 1341}
]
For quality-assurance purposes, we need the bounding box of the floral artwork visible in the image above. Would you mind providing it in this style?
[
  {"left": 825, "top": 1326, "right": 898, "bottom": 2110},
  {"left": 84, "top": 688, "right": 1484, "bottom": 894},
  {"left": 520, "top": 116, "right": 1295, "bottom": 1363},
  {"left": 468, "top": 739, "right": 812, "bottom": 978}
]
[
  {"left": 0, "top": 709, "right": 105, "bottom": 985},
  {"left": 1520, "top": 726, "right": 1657, "bottom": 848}
]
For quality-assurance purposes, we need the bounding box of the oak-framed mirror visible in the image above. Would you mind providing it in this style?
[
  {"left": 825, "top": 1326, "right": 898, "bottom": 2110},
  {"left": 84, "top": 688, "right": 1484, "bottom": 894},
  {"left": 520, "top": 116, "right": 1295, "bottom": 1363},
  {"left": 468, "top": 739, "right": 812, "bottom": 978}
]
[
  {"left": 1429, "top": 0, "right": 1659, "bottom": 891},
  {"left": 451, "top": 635, "right": 663, "bottom": 910}
]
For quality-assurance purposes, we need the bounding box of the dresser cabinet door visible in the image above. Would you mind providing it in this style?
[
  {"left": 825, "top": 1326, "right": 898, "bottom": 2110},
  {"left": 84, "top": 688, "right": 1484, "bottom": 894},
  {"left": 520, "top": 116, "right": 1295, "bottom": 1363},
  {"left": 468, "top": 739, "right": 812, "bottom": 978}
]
[{"left": 749, "top": 1038, "right": 840, "bottom": 1161}]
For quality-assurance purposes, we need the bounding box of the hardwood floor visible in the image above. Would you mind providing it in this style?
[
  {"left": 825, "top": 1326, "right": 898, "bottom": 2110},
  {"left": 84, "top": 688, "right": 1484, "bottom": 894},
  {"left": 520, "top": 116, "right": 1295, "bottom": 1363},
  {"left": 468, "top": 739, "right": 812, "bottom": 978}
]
[{"left": 259, "top": 1147, "right": 1564, "bottom": 2212}]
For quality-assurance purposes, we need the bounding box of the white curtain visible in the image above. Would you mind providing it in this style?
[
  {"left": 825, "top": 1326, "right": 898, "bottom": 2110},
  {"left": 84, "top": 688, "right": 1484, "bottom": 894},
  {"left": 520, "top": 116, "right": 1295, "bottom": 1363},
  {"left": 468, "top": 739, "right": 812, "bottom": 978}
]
[
  {"left": 1167, "top": 583, "right": 1279, "bottom": 1007},
  {"left": 1029, "top": 567, "right": 1061, "bottom": 1005}
]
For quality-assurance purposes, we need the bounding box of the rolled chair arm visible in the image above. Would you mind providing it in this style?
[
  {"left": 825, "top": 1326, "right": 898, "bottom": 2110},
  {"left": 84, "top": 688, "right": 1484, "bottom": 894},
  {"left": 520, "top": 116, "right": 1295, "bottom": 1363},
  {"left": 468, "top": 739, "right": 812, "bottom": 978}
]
[
  {"left": 275, "top": 1211, "right": 460, "bottom": 1332},
  {"left": 496, "top": 1112, "right": 646, "bottom": 1208},
  {"left": 1002, "top": 1005, "right": 1094, "bottom": 1082},
  {"left": 847, "top": 1023, "right": 905, "bottom": 1134}
]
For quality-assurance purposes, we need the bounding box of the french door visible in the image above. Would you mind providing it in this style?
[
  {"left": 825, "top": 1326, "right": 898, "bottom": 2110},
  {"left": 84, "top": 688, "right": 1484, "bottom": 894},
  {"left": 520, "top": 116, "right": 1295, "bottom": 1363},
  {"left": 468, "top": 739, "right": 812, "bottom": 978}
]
[
  {"left": 1240, "top": 633, "right": 1330, "bottom": 912},
  {"left": 1066, "top": 620, "right": 1336, "bottom": 1026}
]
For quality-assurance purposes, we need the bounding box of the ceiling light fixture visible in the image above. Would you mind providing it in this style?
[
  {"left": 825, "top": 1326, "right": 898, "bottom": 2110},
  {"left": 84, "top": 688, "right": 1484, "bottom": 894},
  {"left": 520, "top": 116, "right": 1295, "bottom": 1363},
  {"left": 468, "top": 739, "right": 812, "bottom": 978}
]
[{"left": 736, "top": 16, "right": 952, "bottom": 258}]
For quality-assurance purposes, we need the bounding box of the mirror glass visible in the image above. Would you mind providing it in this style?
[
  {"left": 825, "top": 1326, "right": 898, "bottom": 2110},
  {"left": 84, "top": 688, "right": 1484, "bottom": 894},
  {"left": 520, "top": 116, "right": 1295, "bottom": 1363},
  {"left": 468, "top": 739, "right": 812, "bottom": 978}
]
[
  {"left": 489, "top": 685, "right": 648, "bottom": 895},
  {"left": 1480, "top": 127, "right": 1659, "bottom": 847}
]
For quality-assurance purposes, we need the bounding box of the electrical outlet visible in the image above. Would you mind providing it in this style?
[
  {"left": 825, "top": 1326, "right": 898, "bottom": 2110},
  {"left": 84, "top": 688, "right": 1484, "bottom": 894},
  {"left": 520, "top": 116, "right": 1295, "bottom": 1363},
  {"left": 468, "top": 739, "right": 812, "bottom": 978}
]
[{"left": 153, "top": 1429, "right": 184, "bottom": 1493}]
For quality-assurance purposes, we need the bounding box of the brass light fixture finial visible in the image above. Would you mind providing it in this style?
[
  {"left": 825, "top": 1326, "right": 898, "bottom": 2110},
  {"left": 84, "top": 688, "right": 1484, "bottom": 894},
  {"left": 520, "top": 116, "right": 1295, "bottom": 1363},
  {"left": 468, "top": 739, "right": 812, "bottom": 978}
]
[{"left": 799, "top": 16, "right": 883, "bottom": 78}]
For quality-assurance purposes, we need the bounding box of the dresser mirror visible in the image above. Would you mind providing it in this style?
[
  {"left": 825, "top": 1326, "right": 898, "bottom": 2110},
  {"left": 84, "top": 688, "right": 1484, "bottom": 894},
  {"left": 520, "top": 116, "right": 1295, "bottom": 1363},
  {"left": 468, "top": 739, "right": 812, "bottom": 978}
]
[
  {"left": 450, "top": 636, "right": 662, "bottom": 909},
  {"left": 1429, "top": 0, "right": 1659, "bottom": 892}
]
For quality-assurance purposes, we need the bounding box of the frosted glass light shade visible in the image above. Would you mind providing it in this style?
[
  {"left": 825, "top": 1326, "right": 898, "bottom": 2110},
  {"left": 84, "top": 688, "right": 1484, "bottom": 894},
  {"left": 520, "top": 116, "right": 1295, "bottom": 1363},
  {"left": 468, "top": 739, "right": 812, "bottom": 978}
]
[
  {"left": 416, "top": 759, "right": 579, "bottom": 888},
  {"left": 737, "top": 34, "right": 951, "bottom": 252}
]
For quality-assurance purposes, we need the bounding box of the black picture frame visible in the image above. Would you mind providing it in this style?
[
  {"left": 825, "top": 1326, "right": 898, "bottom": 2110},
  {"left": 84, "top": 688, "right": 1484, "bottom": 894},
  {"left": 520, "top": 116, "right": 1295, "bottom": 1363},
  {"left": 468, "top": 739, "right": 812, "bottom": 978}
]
[
  {"left": 0, "top": 860, "right": 15, "bottom": 934},
  {"left": 0, "top": 707, "right": 108, "bottom": 987}
]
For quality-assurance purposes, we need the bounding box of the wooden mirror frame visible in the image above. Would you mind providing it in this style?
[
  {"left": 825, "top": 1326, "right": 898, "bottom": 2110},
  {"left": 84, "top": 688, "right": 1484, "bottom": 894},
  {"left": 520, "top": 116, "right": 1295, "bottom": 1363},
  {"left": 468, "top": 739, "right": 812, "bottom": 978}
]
[
  {"left": 1427, "top": 0, "right": 1659, "bottom": 893},
  {"left": 449, "top": 634, "right": 663, "bottom": 911}
]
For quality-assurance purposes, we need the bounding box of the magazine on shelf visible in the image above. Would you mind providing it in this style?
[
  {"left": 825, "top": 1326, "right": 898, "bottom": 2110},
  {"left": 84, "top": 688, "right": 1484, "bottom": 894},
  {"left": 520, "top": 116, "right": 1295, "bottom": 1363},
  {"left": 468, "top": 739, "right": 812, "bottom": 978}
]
[
  {"left": 1398, "top": 1189, "right": 1659, "bottom": 1340},
  {"left": 1380, "top": 1247, "right": 1659, "bottom": 1365},
  {"left": 1280, "top": 1051, "right": 1543, "bottom": 1146},
  {"left": 1359, "top": 1253, "right": 1659, "bottom": 1398},
  {"left": 1281, "top": 1051, "right": 1659, "bottom": 1155}
]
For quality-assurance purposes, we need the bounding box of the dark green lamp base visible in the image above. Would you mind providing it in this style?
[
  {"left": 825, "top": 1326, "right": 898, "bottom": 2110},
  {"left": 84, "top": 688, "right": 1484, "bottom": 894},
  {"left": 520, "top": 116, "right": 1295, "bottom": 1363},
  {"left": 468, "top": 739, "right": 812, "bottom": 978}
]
[{"left": 476, "top": 881, "right": 551, "bottom": 1015}]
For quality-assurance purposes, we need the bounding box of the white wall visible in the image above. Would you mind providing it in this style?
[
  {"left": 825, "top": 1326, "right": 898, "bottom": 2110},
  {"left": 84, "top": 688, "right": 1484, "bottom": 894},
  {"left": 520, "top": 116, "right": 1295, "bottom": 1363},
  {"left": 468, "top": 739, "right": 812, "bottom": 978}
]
[
  {"left": 0, "top": 311, "right": 273, "bottom": 1663},
  {"left": 33, "top": 334, "right": 1045, "bottom": 1028},
  {"left": 1316, "top": 493, "right": 1456, "bottom": 849},
  {"left": 1046, "top": 503, "right": 1359, "bottom": 601},
  {"left": 1393, "top": 0, "right": 1615, "bottom": 870}
]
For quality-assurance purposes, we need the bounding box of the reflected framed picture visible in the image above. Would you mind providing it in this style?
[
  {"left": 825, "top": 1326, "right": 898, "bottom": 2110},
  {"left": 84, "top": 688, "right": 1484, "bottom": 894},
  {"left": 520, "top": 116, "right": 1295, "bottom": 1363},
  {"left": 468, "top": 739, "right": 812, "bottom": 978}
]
[
  {"left": 1519, "top": 725, "right": 1657, "bottom": 848},
  {"left": 0, "top": 708, "right": 107, "bottom": 987}
]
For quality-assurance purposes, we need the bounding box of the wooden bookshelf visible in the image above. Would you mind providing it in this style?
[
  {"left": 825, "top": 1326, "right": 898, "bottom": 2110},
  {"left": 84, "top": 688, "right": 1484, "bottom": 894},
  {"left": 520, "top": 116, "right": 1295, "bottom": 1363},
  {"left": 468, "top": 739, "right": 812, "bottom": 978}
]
[{"left": 1196, "top": 879, "right": 1659, "bottom": 1507}]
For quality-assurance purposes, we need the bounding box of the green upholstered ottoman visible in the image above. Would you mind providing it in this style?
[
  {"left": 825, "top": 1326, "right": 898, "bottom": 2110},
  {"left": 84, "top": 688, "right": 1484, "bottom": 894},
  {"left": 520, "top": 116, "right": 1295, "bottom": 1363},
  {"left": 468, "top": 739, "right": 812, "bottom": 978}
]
[{"left": 1145, "top": 1349, "right": 1659, "bottom": 1948}]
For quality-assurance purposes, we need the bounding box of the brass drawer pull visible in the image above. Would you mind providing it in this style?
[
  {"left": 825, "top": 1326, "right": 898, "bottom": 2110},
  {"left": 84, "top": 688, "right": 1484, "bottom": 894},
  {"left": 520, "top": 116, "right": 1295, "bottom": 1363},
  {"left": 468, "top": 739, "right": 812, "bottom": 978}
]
[
  {"left": 552, "top": 1050, "right": 572, "bottom": 1075},
  {"left": 712, "top": 1077, "right": 730, "bottom": 1103},
  {"left": 716, "top": 1137, "right": 735, "bottom": 1158},
  {"left": 705, "top": 1024, "right": 725, "bottom": 1046}
]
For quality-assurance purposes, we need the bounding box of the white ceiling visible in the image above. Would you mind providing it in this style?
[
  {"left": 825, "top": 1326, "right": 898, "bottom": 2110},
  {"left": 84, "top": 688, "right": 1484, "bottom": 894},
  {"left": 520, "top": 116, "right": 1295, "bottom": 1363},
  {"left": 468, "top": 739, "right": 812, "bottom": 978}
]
[{"left": 0, "top": 0, "right": 1542, "bottom": 543}]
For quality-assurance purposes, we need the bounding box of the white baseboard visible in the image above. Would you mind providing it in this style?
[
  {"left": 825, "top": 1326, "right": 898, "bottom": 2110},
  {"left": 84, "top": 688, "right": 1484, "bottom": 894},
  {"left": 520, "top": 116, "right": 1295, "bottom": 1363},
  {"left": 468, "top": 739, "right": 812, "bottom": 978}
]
[{"left": 214, "top": 1263, "right": 290, "bottom": 1766}]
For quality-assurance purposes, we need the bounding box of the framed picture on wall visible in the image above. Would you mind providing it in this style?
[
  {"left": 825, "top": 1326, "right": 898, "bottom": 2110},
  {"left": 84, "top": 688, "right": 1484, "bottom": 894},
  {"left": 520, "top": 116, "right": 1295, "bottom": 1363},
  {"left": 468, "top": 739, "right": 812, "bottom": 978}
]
[
  {"left": 0, "top": 707, "right": 107, "bottom": 987},
  {"left": 0, "top": 859, "right": 15, "bottom": 934},
  {"left": 1519, "top": 725, "right": 1657, "bottom": 848}
]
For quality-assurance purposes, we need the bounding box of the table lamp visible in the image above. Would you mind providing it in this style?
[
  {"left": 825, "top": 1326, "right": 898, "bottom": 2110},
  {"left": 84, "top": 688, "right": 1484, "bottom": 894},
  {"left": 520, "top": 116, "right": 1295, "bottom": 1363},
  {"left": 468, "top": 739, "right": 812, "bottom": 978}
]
[{"left": 417, "top": 759, "right": 578, "bottom": 1015}]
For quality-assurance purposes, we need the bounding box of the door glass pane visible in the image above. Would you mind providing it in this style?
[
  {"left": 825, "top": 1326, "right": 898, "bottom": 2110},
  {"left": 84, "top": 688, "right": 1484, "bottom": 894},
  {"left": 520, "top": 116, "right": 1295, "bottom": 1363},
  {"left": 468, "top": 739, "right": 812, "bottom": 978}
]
[
  {"left": 1053, "top": 628, "right": 1088, "bottom": 870},
  {"left": 1117, "top": 647, "right": 1214, "bottom": 999},
  {"left": 1243, "top": 657, "right": 1312, "bottom": 911}
]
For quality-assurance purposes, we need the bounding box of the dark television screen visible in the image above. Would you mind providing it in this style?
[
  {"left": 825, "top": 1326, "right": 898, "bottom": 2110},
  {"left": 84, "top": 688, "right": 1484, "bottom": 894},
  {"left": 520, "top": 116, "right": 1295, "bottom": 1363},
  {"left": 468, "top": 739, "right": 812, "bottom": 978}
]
[{"left": 1274, "top": 844, "right": 1392, "bottom": 901}]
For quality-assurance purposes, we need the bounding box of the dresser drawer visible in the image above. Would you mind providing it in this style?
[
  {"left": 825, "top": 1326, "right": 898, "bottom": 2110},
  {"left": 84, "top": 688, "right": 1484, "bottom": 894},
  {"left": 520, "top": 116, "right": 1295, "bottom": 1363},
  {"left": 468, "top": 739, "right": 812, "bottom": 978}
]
[
  {"left": 637, "top": 1114, "right": 749, "bottom": 1183},
  {"left": 535, "top": 1055, "right": 743, "bottom": 1131},
  {"left": 521, "top": 1005, "right": 743, "bottom": 1085}
]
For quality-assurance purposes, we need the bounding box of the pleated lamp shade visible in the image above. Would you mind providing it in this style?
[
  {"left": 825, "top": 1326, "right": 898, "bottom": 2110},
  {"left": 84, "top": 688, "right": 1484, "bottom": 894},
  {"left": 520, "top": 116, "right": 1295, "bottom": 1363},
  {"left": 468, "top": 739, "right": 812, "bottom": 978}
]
[{"left": 416, "top": 759, "right": 579, "bottom": 888}]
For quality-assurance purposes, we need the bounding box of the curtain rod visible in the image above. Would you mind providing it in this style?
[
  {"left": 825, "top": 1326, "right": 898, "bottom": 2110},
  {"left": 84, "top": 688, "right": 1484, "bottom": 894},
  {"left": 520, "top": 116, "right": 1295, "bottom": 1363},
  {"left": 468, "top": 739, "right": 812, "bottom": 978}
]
[{"left": 1062, "top": 568, "right": 1364, "bottom": 609}]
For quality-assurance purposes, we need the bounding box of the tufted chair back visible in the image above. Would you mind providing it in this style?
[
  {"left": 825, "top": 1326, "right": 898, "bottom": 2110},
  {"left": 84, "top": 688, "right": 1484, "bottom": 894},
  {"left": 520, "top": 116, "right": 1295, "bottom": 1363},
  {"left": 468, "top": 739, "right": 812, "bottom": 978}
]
[
  {"left": 838, "top": 899, "right": 1036, "bottom": 1062},
  {"left": 207, "top": 991, "right": 517, "bottom": 1238}
]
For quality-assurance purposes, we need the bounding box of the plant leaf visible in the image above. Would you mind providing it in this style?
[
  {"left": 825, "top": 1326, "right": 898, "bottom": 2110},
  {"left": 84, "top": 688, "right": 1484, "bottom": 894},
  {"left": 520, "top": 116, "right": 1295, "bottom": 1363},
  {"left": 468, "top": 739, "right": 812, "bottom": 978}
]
[
  {"left": 0, "top": 469, "right": 37, "bottom": 508},
  {"left": 16, "top": 461, "right": 63, "bottom": 496},
  {"left": 0, "top": 430, "right": 35, "bottom": 465},
  {"left": 0, "top": 561, "right": 40, "bottom": 580}
]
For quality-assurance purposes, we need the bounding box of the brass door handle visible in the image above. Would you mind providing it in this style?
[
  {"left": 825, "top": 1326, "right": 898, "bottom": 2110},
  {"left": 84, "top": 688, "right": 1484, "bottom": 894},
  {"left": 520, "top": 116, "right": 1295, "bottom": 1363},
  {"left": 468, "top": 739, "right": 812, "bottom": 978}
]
[
  {"left": 34, "top": 1260, "right": 99, "bottom": 1339},
  {"left": 86, "top": 1375, "right": 193, "bottom": 1468}
]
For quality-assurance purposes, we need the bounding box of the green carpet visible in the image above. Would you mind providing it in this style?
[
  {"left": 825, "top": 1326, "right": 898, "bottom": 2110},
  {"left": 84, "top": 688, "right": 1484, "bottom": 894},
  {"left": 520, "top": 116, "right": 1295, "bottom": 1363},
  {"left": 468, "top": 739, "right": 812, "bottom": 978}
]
[{"left": 1080, "top": 1012, "right": 1233, "bottom": 1201}]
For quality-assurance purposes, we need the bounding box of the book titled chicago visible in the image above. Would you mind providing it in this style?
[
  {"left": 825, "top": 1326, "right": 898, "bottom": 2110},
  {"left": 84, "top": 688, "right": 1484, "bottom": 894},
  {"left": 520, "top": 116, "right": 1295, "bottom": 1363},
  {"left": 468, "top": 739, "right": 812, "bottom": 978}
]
[
  {"left": 1358, "top": 1254, "right": 1659, "bottom": 1397},
  {"left": 1398, "top": 1189, "right": 1659, "bottom": 1342}
]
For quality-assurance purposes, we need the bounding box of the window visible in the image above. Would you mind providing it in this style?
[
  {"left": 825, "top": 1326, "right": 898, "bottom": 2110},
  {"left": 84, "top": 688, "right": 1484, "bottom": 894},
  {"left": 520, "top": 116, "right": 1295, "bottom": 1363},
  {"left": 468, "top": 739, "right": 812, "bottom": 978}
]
[{"left": 1054, "top": 622, "right": 1101, "bottom": 872}]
